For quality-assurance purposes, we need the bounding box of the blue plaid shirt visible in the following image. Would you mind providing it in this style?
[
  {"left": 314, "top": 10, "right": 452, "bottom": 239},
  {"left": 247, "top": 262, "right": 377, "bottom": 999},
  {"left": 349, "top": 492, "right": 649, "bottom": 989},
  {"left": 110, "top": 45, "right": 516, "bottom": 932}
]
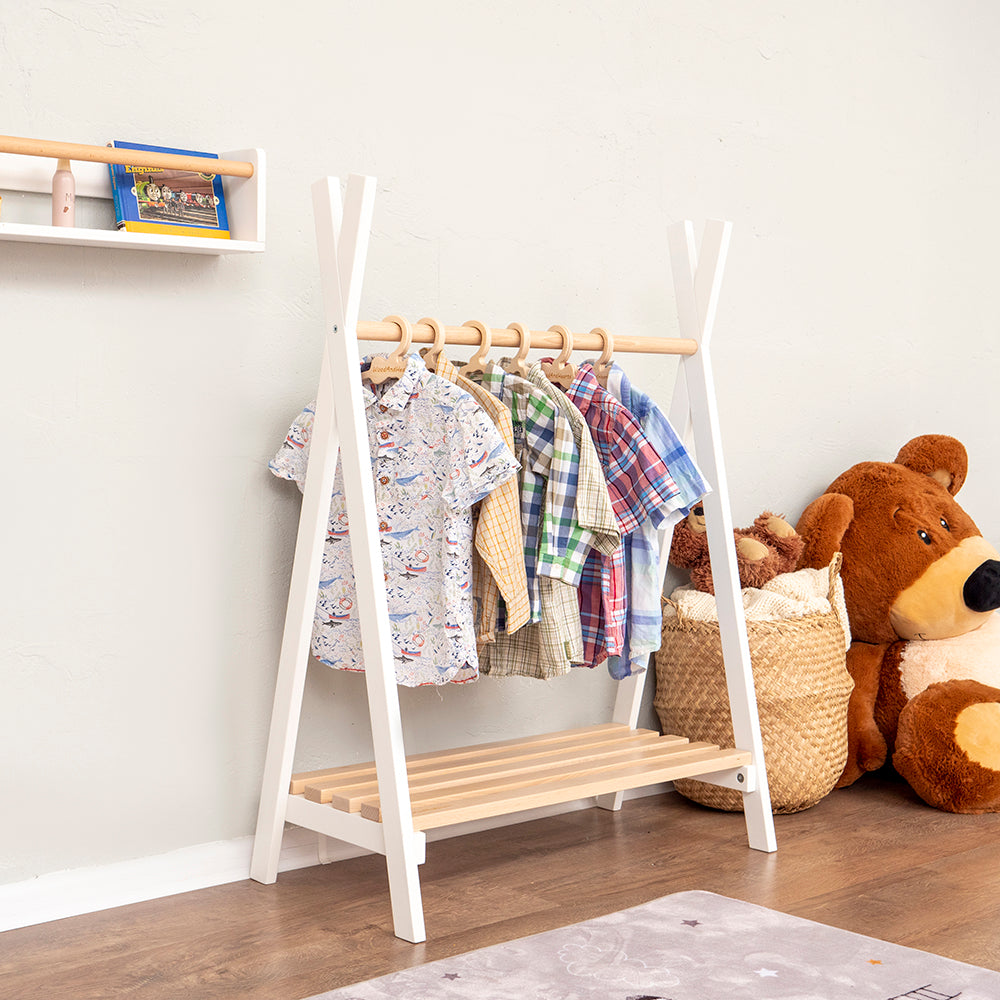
[
  {"left": 565, "top": 363, "right": 685, "bottom": 669},
  {"left": 605, "top": 364, "right": 712, "bottom": 678}
]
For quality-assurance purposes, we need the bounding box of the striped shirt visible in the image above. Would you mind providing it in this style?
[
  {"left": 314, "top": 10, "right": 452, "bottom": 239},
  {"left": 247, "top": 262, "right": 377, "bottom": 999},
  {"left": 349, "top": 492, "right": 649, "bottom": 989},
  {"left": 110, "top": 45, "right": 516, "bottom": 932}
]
[{"left": 565, "top": 363, "right": 686, "bottom": 668}]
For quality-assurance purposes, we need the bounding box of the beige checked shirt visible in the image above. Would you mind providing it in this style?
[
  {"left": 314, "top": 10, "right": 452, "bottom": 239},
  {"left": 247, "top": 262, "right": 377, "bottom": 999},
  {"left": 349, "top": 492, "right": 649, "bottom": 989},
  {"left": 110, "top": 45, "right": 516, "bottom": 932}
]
[
  {"left": 433, "top": 354, "right": 530, "bottom": 639},
  {"left": 480, "top": 363, "right": 620, "bottom": 680}
]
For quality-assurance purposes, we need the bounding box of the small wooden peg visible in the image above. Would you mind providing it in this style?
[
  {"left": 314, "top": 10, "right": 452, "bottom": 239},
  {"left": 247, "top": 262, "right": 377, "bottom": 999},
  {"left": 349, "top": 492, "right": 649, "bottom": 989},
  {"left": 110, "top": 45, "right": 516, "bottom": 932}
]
[{"left": 460, "top": 320, "right": 492, "bottom": 376}]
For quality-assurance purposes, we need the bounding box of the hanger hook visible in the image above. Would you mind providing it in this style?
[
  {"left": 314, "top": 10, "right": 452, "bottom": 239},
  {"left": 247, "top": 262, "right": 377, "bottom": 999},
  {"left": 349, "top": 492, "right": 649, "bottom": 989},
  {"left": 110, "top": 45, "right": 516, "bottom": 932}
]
[
  {"left": 418, "top": 316, "right": 446, "bottom": 368},
  {"left": 548, "top": 324, "right": 573, "bottom": 366},
  {"left": 462, "top": 320, "right": 491, "bottom": 366},
  {"left": 508, "top": 322, "right": 531, "bottom": 363},
  {"left": 592, "top": 327, "right": 614, "bottom": 366},
  {"left": 383, "top": 315, "right": 412, "bottom": 358}
]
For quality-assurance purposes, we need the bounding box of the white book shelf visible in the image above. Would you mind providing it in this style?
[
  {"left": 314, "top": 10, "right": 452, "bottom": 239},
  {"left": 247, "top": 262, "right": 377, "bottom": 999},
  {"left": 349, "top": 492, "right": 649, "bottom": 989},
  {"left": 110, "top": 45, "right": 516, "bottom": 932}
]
[{"left": 0, "top": 146, "right": 264, "bottom": 254}]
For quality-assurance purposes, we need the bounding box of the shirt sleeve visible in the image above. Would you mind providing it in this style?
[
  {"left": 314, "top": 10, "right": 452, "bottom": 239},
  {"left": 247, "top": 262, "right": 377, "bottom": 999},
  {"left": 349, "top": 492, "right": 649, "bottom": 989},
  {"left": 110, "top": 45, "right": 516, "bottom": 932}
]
[
  {"left": 441, "top": 393, "right": 520, "bottom": 512},
  {"left": 268, "top": 402, "right": 316, "bottom": 491}
]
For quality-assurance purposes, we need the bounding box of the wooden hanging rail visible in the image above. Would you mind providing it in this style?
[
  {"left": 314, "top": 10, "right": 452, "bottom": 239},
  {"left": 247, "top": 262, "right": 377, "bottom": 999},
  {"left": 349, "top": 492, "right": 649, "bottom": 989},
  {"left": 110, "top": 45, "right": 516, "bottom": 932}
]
[
  {"left": 0, "top": 134, "right": 254, "bottom": 179},
  {"left": 355, "top": 319, "right": 698, "bottom": 357}
]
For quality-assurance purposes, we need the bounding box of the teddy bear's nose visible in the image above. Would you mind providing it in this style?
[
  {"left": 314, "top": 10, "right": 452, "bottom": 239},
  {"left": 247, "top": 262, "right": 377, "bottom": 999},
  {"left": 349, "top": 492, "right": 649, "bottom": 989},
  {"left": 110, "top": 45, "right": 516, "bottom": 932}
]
[{"left": 963, "top": 559, "right": 1000, "bottom": 613}]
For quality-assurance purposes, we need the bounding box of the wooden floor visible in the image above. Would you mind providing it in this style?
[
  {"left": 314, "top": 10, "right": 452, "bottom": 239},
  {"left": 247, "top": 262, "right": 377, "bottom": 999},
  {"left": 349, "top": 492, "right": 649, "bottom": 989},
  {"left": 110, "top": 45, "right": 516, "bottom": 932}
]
[{"left": 3, "top": 774, "right": 999, "bottom": 999}]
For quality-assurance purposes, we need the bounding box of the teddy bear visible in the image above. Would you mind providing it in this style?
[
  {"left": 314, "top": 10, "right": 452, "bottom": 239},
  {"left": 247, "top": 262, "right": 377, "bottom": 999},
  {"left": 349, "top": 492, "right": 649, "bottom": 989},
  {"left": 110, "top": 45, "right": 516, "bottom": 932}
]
[
  {"left": 794, "top": 434, "right": 1000, "bottom": 813},
  {"left": 668, "top": 505, "right": 805, "bottom": 595}
]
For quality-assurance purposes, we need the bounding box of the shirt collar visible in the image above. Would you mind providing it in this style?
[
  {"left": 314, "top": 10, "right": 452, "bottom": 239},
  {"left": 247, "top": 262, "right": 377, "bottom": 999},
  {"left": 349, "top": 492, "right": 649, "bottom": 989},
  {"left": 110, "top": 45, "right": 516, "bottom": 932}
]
[{"left": 360, "top": 354, "right": 426, "bottom": 411}]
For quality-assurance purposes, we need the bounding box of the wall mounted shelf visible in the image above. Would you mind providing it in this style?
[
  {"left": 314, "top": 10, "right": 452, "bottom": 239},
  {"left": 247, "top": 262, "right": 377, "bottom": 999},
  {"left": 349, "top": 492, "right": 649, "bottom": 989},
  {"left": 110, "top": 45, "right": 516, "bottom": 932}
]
[{"left": 0, "top": 142, "right": 264, "bottom": 254}]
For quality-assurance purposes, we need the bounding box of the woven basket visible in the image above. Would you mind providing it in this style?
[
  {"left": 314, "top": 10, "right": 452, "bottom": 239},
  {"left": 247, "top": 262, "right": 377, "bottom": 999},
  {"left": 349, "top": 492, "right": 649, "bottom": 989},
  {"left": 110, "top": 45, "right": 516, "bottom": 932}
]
[{"left": 654, "top": 555, "right": 852, "bottom": 814}]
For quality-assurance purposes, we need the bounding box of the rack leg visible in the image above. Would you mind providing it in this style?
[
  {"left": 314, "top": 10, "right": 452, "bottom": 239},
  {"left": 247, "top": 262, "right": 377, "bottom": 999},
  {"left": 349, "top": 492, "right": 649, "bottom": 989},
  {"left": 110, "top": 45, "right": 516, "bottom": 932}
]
[
  {"left": 668, "top": 219, "right": 777, "bottom": 853},
  {"left": 313, "top": 174, "right": 427, "bottom": 942},
  {"left": 251, "top": 349, "right": 343, "bottom": 883}
]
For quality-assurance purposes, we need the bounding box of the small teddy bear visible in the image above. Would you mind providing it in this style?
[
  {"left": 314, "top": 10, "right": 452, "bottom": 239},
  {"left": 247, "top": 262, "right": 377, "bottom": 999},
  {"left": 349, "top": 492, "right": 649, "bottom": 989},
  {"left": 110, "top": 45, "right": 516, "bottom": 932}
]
[{"left": 668, "top": 505, "right": 805, "bottom": 595}]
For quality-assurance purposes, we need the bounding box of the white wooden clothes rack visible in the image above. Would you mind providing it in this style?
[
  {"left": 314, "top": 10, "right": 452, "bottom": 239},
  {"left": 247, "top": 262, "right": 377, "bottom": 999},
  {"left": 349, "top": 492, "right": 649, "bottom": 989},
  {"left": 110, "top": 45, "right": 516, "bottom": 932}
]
[{"left": 250, "top": 174, "right": 776, "bottom": 943}]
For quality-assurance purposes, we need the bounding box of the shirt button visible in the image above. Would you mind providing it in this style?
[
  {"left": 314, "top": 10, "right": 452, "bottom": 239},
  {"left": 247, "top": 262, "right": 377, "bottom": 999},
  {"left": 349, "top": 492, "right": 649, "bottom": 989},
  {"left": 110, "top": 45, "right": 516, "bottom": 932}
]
[
  {"left": 380, "top": 431, "right": 389, "bottom": 440},
  {"left": 379, "top": 405, "right": 388, "bottom": 413},
  {"left": 379, "top": 476, "right": 389, "bottom": 485}
]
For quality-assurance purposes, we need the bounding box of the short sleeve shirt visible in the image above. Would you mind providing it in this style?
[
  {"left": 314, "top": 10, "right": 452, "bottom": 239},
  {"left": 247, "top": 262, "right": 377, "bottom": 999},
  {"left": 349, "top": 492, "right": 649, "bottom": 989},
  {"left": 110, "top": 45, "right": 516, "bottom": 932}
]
[
  {"left": 269, "top": 356, "right": 519, "bottom": 686},
  {"left": 564, "top": 363, "right": 686, "bottom": 668},
  {"left": 605, "top": 363, "right": 712, "bottom": 678}
]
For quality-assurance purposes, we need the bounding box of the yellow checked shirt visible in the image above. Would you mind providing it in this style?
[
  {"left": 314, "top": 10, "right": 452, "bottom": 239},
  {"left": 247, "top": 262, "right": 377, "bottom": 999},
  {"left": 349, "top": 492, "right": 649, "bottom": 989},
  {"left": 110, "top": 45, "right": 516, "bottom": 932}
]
[{"left": 433, "top": 353, "right": 530, "bottom": 640}]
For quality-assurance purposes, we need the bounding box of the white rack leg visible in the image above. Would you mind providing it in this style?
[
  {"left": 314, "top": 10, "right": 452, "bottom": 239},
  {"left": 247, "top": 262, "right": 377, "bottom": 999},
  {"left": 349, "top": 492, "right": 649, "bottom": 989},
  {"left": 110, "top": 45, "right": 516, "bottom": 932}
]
[
  {"left": 313, "top": 175, "right": 426, "bottom": 942},
  {"left": 667, "top": 221, "right": 777, "bottom": 853},
  {"left": 250, "top": 345, "right": 342, "bottom": 884}
]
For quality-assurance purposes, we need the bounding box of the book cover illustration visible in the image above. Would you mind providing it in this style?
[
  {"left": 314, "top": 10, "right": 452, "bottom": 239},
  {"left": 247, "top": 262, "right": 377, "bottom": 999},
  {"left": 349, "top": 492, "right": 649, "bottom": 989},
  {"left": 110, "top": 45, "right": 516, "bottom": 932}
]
[{"left": 107, "top": 140, "right": 230, "bottom": 239}]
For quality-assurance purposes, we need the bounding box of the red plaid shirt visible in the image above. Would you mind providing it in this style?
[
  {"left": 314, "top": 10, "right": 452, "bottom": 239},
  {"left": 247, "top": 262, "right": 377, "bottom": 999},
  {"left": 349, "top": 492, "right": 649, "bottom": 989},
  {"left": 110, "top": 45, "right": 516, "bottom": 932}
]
[{"left": 565, "top": 364, "right": 684, "bottom": 668}]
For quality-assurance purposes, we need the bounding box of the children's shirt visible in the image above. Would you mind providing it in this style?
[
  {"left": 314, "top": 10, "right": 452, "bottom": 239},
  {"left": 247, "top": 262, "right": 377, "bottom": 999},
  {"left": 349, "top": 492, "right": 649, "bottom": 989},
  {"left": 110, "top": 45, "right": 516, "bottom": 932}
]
[
  {"left": 432, "top": 353, "right": 530, "bottom": 641},
  {"left": 475, "top": 363, "right": 582, "bottom": 607},
  {"left": 564, "top": 363, "right": 686, "bottom": 669},
  {"left": 269, "top": 356, "right": 519, "bottom": 686},
  {"left": 523, "top": 363, "right": 620, "bottom": 570},
  {"left": 471, "top": 363, "right": 586, "bottom": 677},
  {"left": 604, "top": 363, "right": 712, "bottom": 678}
]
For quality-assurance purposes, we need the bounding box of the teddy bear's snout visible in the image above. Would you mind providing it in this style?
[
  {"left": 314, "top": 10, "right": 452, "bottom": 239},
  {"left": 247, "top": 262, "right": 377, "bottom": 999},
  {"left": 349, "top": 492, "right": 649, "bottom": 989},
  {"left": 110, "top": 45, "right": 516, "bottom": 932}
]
[{"left": 964, "top": 559, "right": 1000, "bottom": 613}]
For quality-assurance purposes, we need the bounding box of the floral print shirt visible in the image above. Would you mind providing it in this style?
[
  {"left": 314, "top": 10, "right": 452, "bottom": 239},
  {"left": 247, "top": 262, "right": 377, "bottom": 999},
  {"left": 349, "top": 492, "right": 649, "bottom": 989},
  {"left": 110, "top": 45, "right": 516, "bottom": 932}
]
[{"left": 270, "top": 356, "right": 519, "bottom": 686}]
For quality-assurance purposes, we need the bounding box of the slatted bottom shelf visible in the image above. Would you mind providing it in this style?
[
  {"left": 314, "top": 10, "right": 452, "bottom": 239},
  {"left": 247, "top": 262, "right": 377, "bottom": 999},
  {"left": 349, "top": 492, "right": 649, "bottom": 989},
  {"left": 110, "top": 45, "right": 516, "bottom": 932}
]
[{"left": 289, "top": 724, "right": 751, "bottom": 833}]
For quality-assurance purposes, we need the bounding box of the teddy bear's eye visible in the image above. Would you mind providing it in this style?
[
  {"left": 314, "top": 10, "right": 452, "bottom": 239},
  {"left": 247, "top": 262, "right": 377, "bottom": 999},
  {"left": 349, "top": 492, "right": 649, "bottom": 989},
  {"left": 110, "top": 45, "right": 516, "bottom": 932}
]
[
  {"left": 940, "top": 518, "right": 950, "bottom": 531},
  {"left": 918, "top": 529, "right": 932, "bottom": 545}
]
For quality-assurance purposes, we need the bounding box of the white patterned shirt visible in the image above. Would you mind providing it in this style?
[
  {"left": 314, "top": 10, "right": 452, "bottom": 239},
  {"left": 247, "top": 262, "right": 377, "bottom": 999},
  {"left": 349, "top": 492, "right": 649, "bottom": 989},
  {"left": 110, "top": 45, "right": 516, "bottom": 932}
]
[{"left": 270, "top": 356, "right": 519, "bottom": 686}]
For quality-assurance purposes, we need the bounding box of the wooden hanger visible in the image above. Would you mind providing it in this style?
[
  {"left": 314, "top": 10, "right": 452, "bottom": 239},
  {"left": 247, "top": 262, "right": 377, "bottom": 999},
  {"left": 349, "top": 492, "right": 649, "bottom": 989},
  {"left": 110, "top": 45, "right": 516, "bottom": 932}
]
[
  {"left": 591, "top": 327, "right": 615, "bottom": 386},
  {"left": 541, "top": 324, "right": 576, "bottom": 387},
  {"left": 501, "top": 322, "right": 532, "bottom": 378},
  {"left": 459, "top": 320, "right": 491, "bottom": 377},
  {"left": 364, "top": 315, "right": 412, "bottom": 384},
  {"left": 419, "top": 316, "right": 446, "bottom": 371}
]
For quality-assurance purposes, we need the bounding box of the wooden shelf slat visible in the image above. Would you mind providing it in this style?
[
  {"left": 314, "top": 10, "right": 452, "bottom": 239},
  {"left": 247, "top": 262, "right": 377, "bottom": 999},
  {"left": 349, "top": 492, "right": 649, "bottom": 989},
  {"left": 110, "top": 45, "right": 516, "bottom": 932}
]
[
  {"left": 290, "top": 723, "right": 635, "bottom": 795},
  {"left": 321, "top": 731, "right": 673, "bottom": 810},
  {"left": 402, "top": 746, "right": 751, "bottom": 831},
  {"left": 289, "top": 727, "right": 752, "bottom": 836}
]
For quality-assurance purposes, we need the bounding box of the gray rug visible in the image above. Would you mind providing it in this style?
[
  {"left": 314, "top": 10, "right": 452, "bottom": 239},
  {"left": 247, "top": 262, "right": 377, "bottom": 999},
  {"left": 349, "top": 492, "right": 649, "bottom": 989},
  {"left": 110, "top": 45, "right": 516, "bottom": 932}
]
[{"left": 312, "top": 890, "right": 999, "bottom": 1000}]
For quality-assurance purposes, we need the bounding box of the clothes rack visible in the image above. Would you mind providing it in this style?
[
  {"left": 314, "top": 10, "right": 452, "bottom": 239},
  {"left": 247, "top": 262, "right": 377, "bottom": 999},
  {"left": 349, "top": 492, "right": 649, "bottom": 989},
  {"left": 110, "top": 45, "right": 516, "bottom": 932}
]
[{"left": 250, "top": 174, "right": 776, "bottom": 943}]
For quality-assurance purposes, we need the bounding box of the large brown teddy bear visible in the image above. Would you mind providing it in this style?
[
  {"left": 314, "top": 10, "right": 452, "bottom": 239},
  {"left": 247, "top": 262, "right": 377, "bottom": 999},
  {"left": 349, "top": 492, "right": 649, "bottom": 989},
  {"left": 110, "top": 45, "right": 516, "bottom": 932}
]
[{"left": 795, "top": 434, "right": 1000, "bottom": 813}]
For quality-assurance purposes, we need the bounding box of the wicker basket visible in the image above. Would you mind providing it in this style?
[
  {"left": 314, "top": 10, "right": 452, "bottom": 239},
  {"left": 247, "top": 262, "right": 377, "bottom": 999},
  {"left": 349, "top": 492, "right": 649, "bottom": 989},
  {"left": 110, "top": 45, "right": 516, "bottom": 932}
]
[{"left": 654, "top": 556, "right": 852, "bottom": 814}]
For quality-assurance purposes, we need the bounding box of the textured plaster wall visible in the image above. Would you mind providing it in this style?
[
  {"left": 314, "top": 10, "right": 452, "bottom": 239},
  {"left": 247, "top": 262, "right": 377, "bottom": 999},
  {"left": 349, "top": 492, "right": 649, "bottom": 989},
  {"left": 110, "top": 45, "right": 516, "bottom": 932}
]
[{"left": 2, "top": 1, "right": 999, "bottom": 885}]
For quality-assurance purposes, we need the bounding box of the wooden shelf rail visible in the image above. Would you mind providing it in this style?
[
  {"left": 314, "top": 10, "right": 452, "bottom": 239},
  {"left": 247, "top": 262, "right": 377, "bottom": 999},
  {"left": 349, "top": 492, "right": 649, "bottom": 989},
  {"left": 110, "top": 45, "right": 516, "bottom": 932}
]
[{"left": 0, "top": 133, "right": 254, "bottom": 178}]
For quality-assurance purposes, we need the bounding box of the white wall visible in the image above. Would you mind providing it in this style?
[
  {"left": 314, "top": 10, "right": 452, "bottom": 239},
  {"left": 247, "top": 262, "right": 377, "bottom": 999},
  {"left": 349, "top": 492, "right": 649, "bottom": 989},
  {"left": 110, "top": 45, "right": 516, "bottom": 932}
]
[{"left": 3, "top": 1, "right": 999, "bottom": 890}]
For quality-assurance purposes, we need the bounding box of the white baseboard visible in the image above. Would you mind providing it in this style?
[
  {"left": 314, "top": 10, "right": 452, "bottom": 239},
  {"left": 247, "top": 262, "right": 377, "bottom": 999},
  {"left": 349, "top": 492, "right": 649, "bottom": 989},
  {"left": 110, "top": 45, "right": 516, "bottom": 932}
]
[{"left": 0, "top": 785, "right": 671, "bottom": 933}]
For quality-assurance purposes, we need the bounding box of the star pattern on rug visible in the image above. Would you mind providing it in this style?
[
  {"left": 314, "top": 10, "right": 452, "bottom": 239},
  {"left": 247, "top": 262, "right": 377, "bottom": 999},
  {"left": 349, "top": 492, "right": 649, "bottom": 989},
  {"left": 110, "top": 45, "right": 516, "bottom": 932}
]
[
  {"left": 681, "top": 919, "right": 701, "bottom": 926},
  {"left": 442, "top": 972, "right": 460, "bottom": 980},
  {"left": 869, "top": 959, "right": 883, "bottom": 965},
  {"left": 753, "top": 968, "right": 779, "bottom": 977}
]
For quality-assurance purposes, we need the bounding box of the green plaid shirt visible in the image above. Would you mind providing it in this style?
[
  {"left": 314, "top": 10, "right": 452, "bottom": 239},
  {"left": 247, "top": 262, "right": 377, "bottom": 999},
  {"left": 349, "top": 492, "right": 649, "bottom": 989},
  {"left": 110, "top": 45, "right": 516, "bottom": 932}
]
[{"left": 525, "top": 363, "right": 620, "bottom": 573}]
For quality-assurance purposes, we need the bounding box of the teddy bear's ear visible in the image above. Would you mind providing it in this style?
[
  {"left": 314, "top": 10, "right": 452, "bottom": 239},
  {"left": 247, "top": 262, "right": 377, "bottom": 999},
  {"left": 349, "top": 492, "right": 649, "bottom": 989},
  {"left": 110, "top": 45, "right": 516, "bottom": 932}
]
[
  {"left": 794, "top": 493, "right": 854, "bottom": 570},
  {"left": 893, "top": 435, "right": 967, "bottom": 495}
]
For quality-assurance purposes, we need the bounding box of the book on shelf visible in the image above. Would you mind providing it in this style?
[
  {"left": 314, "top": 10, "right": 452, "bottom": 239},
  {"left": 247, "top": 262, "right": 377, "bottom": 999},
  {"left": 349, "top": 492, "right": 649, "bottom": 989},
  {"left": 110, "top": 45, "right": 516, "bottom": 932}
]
[{"left": 106, "top": 140, "right": 230, "bottom": 239}]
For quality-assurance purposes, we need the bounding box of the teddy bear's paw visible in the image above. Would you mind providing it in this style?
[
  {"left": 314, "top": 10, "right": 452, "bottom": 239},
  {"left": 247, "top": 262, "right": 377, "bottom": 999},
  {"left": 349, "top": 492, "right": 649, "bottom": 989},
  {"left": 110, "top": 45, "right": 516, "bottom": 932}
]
[
  {"left": 763, "top": 514, "right": 796, "bottom": 539},
  {"left": 893, "top": 679, "right": 1000, "bottom": 814},
  {"left": 736, "top": 536, "right": 770, "bottom": 563}
]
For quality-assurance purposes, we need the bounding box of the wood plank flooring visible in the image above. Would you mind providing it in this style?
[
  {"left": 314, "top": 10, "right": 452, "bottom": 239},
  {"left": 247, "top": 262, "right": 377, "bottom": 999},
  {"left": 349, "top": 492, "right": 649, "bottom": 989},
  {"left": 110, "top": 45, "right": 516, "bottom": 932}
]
[{"left": 2, "top": 774, "right": 999, "bottom": 999}]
